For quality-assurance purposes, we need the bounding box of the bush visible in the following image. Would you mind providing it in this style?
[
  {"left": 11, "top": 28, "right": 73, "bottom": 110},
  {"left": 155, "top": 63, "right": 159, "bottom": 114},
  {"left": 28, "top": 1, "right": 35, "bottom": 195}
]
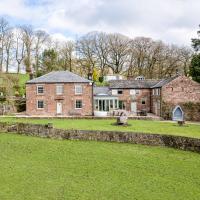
[
  {"left": 99, "top": 76, "right": 104, "bottom": 83},
  {"left": 15, "top": 98, "right": 26, "bottom": 112}
]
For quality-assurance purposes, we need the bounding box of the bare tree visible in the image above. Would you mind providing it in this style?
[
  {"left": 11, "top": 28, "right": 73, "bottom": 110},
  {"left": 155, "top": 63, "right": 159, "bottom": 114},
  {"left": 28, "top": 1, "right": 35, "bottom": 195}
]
[
  {"left": 178, "top": 46, "right": 193, "bottom": 76},
  {"left": 21, "top": 25, "right": 34, "bottom": 74},
  {"left": 76, "top": 33, "right": 97, "bottom": 76},
  {"left": 14, "top": 27, "right": 25, "bottom": 73},
  {"left": 59, "top": 41, "right": 75, "bottom": 71},
  {"left": 106, "top": 33, "right": 130, "bottom": 74},
  {"left": 93, "top": 32, "right": 109, "bottom": 76},
  {"left": 4, "top": 29, "right": 14, "bottom": 72},
  {"left": 0, "top": 17, "right": 9, "bottom": 72}
]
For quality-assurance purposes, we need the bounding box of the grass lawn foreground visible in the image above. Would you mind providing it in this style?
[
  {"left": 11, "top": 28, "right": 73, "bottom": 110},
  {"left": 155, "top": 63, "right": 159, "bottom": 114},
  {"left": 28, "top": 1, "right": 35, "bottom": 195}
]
[
  {"left": 0, "top": 133, "right": 200, "bottom": 200},
  {"left": 0, "top": 117, "right": 200, "bottom": 138}
]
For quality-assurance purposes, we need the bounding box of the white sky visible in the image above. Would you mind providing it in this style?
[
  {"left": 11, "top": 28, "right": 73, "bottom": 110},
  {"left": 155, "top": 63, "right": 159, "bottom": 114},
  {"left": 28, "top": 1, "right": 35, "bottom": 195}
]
[{"left": 0, "top": 0, "right": 199, "bottom": 46}]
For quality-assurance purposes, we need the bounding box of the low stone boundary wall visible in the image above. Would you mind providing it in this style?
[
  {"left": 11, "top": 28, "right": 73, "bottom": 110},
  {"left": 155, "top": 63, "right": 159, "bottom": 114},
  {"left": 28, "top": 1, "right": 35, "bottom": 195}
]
[
  {"left": 0, "top": 122, "right": 200, "bottom": 153},
  {"left": 14, "top": 116, "right": 162, "bottom": 120}
]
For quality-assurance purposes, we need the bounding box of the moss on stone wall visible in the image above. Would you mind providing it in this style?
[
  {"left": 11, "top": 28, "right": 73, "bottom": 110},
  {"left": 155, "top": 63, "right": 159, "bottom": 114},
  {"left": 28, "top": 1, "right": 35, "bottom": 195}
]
[{"left": 162, "top": 101, "right": 200, "bottom": 121}]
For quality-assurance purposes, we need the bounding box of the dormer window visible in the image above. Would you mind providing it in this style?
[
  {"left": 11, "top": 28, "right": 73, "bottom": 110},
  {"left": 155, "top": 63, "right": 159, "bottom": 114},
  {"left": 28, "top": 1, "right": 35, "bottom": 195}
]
[{"left": 37, "top": 85, "right": 44, "bottom": 94}]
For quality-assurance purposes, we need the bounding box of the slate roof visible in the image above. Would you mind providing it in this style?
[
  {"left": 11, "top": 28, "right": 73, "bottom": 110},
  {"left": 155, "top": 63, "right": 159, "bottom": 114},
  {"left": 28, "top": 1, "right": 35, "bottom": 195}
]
[
  {"left": 27, "top": 71, "right": 92, "bottom": 84},
  {"left": 93, "top": 87, "right": 111, "bottom": 96},
  {"left": 109, "top": 76, "right": 179, "bottom": 89},
  {"left": 109, "top": 80, "right": 160, "bottom": 89},
  {"left": 151, "top": 75, "right": 179, "bottom": 88}
]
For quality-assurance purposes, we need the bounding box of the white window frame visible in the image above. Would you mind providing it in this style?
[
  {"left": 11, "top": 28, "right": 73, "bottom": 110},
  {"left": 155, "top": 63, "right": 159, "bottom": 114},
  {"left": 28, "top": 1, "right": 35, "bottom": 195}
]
[
  {"left": 112, "top": 89, "right": 118, "bottom": 95},
  {"left": 56, "top": 85, "right": 64, "bottom": 95},
  {"left": 135, "top": 89, "right": 140, "bottom": 95},
  {"left": 130, "top": 89, "right": 136, "bottom": 95},
  {"left": 37, "top": 100, "right": 44, "bottom": 109},
  {"left": 75, "top": 85, "right": 83, "bottom": 95},
  {"left": 75, "top": 99, "right": 83, "bottom": 109},
  {"left": 37, "top": 85, "right": 44, "bottom": 95}
]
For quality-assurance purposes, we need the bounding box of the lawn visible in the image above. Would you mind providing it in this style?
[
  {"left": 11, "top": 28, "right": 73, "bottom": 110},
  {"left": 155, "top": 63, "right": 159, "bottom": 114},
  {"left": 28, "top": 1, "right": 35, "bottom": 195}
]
[
  {"left": 0, "top": 133, "right": 200, "bottom": 200},
  {"left": 0, "top": 117, "right": 200, "bottom": 138}
]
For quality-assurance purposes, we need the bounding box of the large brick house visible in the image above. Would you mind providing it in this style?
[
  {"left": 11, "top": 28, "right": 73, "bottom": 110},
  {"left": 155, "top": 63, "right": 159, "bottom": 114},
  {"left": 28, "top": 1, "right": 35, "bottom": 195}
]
[
  {"left": 26, "top": 71, "right": 200, "bottom": 120},
  {"left": 26, "top": 71, "right": 93, "bottom": 116}
]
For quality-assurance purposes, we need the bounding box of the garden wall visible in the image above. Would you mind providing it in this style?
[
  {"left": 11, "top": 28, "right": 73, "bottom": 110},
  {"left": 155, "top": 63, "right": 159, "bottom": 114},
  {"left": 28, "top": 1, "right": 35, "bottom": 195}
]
[{"left": 0, "top": 122, "right": 200, "bottom": 153}]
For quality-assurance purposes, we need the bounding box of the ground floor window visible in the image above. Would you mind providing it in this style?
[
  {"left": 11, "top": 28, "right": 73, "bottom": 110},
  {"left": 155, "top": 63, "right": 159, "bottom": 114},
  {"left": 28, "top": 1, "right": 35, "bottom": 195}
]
[
  {"left": 94, "top": 98, "right": 119, "bottom": 111},
  {"left": 118, "top": 100, "right": 125, "bottom": 110},
  {"left": 75, "top": 100, "right": 82, "bottom": 109},
  {"left": 37, "top": 100, "right": 44, "bottom": 109},
  {"left": 141, "top": 99, "right": 146, "bottom": 105}
]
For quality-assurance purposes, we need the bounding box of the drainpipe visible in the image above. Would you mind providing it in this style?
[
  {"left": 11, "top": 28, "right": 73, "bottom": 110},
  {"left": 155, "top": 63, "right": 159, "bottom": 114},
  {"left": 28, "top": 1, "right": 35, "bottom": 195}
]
[
  {"left": 91, "top": 82, "right": 94, "bottom": 116},
  {"left": 150, "top": 89, "right": 152, "bottom": 113},
  {"left": 160, "top": 87, "right": 162, "bottom": 117}
]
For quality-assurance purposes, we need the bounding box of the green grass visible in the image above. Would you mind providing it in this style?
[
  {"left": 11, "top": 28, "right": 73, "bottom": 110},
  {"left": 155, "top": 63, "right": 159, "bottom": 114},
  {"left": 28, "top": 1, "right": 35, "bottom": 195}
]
[
  {"left": 0, "top": 117, "right": 200, "bottom": 138},
  {"left": 0, "top": 133, "right": 200, "bottom": 200}
]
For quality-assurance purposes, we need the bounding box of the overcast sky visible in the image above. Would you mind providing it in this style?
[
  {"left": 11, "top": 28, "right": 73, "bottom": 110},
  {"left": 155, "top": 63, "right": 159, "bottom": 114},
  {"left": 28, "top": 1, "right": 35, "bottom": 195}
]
[{"left": 0, "top": 0, "right": 199, "bottom": 46}]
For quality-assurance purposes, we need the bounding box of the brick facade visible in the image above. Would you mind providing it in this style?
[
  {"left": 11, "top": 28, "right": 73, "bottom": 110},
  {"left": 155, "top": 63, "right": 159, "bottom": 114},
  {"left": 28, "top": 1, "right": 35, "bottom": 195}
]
[
  {"left": 26, "top": 74, "right": 200, "bottom": 120},
  {"left": 26, "top": 83, "right": 93, "bottom": 116},
  {"left": 115, "top": 89, "right": 151, "bottom": 112}
]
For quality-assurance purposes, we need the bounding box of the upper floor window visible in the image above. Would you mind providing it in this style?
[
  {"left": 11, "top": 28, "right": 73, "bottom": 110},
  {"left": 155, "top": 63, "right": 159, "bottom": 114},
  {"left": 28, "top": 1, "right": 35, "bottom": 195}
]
[
  {"left": 130, "top": 89, "right": 140, "bottom": 95},
  {"left": 56, "top": 85, "right": 63, "bottom": 95},
  {"left": 112, "top": 90, "right": 118, "bottom": 95},
  {"left": 117, "top": 90, "right": 123, "bottom": 95},
  {"left": 37, "top": 100, "right": 44, "bottom": 109},
  {"left": 37, "top": 85, "right": 44, "bottom": 94},
  {"left": 153, "top": 88, "right": 160, "bottom": 96},
  {"left": 75, "top": 85, "right": 83, "bottom": 95}
]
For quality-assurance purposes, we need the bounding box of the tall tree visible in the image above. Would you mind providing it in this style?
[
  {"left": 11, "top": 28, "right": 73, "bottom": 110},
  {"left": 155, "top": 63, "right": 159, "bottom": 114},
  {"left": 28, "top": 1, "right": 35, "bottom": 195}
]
[
  {"left": 93, "top": 32, "right": 109, "bottom": 77},
  {"left": 14, "top": 27, "right": 25, "bottom": 73},
  {"left": 190, "top": 25, "right": 200, "bottom": 83},
  {"left": 191, "top": 25, "right": 200, "bottom": 52},
  {"left": 0, "top": 17, "right": 9, "bottom": 72},
  {"left": 33, "top": 30, "right": 49, "bottom": 74},
  {"left": 60, "top": 41, "right": 75, "bottom": 72},
  {"left": 21, "top": 25, "right": 34, "bottom": 74},
  {"left": 4, "top": 29, "right": 14, "bottom": 72},
  {"left": 76, "top": 33, "right": 97, "bottom": 76},
  {"left": 41, "top": 48, "right": 58, "bottom": 73},
  {"left": 106, "top": 33, "right": 130, "bottom": 74},
  {"left": 189, "top": 54, "right": 200, "bottom": 83}
]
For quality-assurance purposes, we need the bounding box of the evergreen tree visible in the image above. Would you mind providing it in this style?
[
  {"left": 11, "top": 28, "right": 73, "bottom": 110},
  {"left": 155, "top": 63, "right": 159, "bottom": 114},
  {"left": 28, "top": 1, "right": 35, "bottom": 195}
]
[{"left": 190, "top": 25, "right": 200, "bottom": 83}]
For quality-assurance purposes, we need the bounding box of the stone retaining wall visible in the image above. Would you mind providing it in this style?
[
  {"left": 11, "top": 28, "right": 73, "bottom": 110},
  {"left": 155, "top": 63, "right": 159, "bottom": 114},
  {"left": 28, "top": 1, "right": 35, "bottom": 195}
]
[{"left": 0, "top": 122, "right": 200, "bottom": 153}]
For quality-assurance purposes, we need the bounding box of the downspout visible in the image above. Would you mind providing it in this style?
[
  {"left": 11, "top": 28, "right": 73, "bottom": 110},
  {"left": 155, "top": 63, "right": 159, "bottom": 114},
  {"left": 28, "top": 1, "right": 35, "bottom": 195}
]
[
  {"left": 160, "top": 87, "right": 162, "bottom": 117},
  {"left": 150, "top": 89, "right": 152, "bottom": 113},
  {"left": 91, "top": 82, "right": 94, "bottom": 116}
]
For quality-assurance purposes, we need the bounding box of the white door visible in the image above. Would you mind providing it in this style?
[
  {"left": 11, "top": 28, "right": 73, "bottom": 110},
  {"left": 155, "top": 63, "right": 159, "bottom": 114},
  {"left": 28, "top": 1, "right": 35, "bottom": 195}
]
[
  {"left": 56, "top": 102, "right": 62, "bottom": 114},
  {"left": 131, "top": 102, "right": 137, "bottom": 113}
]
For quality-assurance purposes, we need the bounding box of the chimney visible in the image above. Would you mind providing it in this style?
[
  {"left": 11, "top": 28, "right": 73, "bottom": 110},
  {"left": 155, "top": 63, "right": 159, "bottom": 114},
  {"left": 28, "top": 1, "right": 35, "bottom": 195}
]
[{"left": 29, "top": 73, "right": 34, "bottom": 80}]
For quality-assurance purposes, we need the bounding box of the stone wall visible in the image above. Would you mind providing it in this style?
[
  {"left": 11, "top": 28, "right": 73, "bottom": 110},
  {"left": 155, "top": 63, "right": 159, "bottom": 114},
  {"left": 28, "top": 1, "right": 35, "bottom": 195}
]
[
  {"left": 162, "top": 76, "right": 200, "bottom": 104},
  {"left": 162, "top": 101, "right": 200, "bottom": 121},
  {"left": 0, "top": 122, "right": 200, "bottom": 153}
]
